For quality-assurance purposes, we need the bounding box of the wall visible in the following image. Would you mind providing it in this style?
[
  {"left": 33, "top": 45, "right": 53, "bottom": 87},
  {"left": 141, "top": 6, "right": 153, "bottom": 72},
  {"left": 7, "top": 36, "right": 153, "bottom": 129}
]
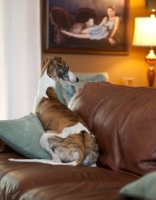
[{"left": 42, "top": 0, "right": 155, "bottom": 87}]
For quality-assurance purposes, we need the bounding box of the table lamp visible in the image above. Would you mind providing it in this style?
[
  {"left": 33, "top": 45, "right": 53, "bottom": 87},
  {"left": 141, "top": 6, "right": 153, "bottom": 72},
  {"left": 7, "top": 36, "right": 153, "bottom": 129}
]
[{"left": 132, "top": 15, "right": 156, "bottom": 87}]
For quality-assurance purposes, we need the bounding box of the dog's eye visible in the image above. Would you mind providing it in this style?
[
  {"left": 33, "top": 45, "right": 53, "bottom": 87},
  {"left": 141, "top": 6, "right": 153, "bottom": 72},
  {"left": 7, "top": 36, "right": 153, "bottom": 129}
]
[
  {"left": 63, "top": 68, "right": 69, "bottom": 73},
  {"left": 56, "top": 69, "right": 64, "bottom": 78},
  {"left": 58, "top": 69, "right": 63, "bottom": 74}
]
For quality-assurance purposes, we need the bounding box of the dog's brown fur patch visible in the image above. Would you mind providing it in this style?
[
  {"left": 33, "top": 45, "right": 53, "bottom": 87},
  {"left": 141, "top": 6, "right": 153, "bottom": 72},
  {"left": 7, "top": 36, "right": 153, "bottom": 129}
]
[
  {"left": 48, "top": 133, "right": 85, "bottom": 164},
  {"left": 41, "top": 56, "right": 64, "bottom": 80},
  {"left": 47, "top": 131, "right": 99, "bottom": 165},
  {"left": 36, "top": 86, "right": 99, "bottom": 165},
  {"left": 35, "top": 87, "right": 86, "bottom": 133}
]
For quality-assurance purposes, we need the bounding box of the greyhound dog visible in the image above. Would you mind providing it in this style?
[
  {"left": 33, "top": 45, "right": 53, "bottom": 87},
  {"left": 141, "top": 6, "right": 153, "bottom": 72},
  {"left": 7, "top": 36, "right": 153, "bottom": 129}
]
[{"left": 9, "top": 56, "right": 99, "bottom": 166}]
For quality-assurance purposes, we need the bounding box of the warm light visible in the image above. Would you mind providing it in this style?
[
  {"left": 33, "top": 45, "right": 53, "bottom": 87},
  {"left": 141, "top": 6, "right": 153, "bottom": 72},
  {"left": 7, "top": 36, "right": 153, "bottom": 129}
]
[
  {"left": 132, "top": 17, "right": 156, "bottom": 47},
  {"left": 145, "top": 50, "right": 156, "bottom": 65},
  {"left": 132, "top": 16, "right": 156, "bottom": 87},
  {"left": 146, "top": 50, "right": 156, "bottom": 59}
]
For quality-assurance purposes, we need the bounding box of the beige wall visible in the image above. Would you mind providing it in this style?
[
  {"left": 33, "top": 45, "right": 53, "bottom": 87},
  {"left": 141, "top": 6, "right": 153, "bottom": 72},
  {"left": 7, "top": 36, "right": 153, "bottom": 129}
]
[{"left": 42, "top": 0, "right": 155, "bottom": 87}]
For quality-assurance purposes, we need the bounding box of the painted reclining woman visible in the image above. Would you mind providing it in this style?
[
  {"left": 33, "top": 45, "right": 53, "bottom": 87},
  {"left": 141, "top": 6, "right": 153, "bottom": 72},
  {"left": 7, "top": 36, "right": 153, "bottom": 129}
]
[{"left": 61, "top": 6, "right": 121, "bottom": 45}]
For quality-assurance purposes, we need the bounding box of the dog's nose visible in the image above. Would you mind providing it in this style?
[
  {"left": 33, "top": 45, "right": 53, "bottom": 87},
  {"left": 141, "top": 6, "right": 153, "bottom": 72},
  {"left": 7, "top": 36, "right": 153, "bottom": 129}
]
[{"left": 76, "top": 77, "right": 79, "bottom": 82}]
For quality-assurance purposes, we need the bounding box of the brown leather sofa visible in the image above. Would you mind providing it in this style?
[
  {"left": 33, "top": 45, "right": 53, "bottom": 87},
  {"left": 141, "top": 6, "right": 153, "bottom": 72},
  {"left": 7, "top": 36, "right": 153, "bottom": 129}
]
[{"left": 1, "top": 81, "right": 156, "bottom": 200}]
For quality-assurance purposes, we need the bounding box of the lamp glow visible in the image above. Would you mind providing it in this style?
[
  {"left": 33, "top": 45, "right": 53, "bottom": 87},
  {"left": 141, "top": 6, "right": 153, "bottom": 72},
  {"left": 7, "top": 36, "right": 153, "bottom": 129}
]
[{"left": 133, "top": 15, "right": 156, "bottom": 87}]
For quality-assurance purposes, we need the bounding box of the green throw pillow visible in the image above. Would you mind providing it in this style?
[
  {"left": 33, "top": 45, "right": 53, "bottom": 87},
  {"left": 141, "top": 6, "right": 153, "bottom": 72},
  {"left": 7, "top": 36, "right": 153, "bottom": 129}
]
[
  {"left": 119, "top": 172, "right": 156, "bottom": 200},
  {"left": 0, "top": 113, "right": 51, "bottom": 159}
]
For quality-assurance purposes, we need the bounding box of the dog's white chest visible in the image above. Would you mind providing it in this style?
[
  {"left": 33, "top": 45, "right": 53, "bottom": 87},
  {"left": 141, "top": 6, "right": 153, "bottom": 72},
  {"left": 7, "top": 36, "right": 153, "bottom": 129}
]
[{"left": 33, "top": 69, "right": 56, "bottom": 113}]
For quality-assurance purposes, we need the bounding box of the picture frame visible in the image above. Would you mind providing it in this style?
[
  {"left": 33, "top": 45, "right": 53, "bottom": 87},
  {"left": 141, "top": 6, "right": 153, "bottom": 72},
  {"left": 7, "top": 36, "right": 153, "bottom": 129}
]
[{"left": 43, "top": 0, "right": 129, "bottom": 55}]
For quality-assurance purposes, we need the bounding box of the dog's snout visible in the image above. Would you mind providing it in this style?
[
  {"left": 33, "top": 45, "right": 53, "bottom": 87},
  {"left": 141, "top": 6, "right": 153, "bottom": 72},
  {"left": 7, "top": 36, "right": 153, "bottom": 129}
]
[{"left": 76, "top": 77, "right": 79, "bottom": 82}]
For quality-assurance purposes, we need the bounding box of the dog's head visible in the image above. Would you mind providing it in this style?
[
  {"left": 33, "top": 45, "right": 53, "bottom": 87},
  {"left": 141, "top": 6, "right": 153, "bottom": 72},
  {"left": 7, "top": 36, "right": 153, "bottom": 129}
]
[{"left": 42, "top": 56, "right": 79, "bottom": 84}]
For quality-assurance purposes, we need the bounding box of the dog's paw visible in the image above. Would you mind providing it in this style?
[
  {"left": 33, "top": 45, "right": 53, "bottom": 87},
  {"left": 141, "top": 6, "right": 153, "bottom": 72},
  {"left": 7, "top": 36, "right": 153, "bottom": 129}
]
[{"left": 52, "top": 155, "right": 62, "bottom": 163}]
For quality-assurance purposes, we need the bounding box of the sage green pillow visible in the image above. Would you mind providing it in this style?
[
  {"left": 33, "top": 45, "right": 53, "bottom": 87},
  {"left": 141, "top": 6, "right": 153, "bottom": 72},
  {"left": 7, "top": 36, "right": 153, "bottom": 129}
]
[
  {"left": 60, "top": 74, "right": 108, "bottom": 105},
  {"left": 120, "top": 172, "right": 156, "bottom": 200},
  {"left": 0, "top": 113, "right": 51, "bottom": 159}
]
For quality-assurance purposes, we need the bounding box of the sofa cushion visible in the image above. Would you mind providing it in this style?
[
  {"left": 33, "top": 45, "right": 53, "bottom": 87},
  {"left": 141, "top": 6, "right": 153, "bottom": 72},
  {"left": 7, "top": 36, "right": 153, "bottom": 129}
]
[
  {"left": 0, "top": 152, "right": 137, "bottom": 200},
  {"left": 20, "top": 182, "right": 131, "bottom": 200},
  {"left": 120, "top": 171, "right": 156, "bottom": 200},
  {"left": 0, "top": 113, "right": 51, "bottom": 159},
  {"left": 73, "top": 74, "right": 108, "bottom": 92},
  {"left": 69, "top": 82, "right": 156, "bottom": 176}
]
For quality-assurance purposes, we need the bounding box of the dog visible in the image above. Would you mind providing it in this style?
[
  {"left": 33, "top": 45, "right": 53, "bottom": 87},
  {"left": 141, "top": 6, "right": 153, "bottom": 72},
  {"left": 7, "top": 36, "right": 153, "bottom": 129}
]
[{"left": 9, "top": 56, "right": 99, "bottom": 166}]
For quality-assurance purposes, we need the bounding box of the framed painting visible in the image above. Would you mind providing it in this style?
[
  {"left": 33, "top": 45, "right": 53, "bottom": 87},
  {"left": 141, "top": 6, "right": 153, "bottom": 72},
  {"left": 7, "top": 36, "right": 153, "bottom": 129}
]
[{"left": 43, "top": 0, "right": 129, "bottom": 55}]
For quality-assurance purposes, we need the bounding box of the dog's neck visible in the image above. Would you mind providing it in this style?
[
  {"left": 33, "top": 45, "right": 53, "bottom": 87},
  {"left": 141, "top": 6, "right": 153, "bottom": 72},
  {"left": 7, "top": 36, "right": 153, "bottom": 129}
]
[
  {"left": 38, "top": 68, "right": 56, "bottom": 95},
  {"left": 33, "top": 68, "right": 56, "bottom": 114}
]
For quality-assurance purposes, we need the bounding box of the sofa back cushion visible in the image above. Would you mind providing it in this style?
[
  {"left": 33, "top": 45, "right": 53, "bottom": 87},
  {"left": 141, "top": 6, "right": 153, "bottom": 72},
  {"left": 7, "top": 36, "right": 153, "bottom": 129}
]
[{"left": 68, "top": 82, "right": 156, "bottom": 176}]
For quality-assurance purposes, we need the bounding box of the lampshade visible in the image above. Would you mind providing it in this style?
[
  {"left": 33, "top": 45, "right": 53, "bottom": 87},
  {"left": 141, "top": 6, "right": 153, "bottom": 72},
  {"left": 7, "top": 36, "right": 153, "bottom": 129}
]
[{"left": 132, "top": 16, "right": 156, "bottom": 47}]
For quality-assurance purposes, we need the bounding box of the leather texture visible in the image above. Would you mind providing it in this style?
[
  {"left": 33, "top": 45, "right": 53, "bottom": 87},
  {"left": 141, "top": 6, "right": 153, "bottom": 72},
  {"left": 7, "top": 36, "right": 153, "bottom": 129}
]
[
  {"left": 0, "top": 153, "right": 137, "bottom": 200},
  {"left": 69, "top": 82, "right": 156, "bottom": 176},
  {"left": 2, "top": 81, "right": 156, "bottom": 199}
]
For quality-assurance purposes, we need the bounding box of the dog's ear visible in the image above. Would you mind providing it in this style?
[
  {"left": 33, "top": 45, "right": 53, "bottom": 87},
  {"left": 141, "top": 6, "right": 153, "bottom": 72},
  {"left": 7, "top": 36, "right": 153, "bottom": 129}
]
[
  {"left": 42, "top": 56, "right": 49, "bottom": 67},
  {"left": 63, "top": 61, "right": 69, "bottom": 68},
  {"left": 42, "top": 56, "right": 53, "bottom": 67},
  {"left": 53, "top": 59, "right": 58, "bottom": 69},
  {"left": 53, "top": 57, "right": 63, "bottom": 69}
]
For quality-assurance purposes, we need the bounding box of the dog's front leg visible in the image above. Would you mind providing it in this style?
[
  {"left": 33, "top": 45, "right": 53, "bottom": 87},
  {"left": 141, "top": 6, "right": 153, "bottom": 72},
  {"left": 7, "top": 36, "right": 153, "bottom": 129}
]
[
  {"left": 40, "top": 132, "right": 62, "bottom": 163},
  {"left": 48, "top": 149, "right": 62, "bottom": 163}
]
